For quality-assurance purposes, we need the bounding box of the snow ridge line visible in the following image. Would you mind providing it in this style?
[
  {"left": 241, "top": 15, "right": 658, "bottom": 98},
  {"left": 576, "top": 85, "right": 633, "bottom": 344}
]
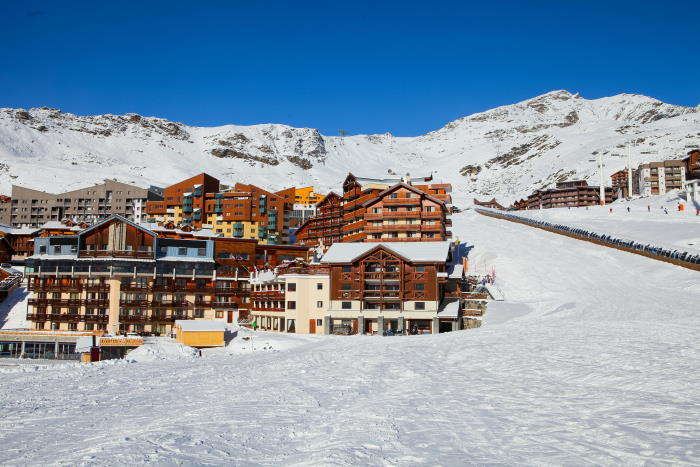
[{"left": 475, "top": 209, "right": 700, "bottom": 272}]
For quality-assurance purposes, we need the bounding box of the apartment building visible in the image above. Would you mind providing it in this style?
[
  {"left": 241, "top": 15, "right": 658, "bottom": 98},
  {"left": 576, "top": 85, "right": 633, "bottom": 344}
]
[
  {"left": 294, "top": 192, "right": 343, "bottom": 247},
  {"left": 682, "top": 150, "right": 700, "bottom": 180},
  {"left": 145, "top": 174, "right": 303, "bottom": 244},
  {"left": 518, "top": 180, "right": 617, "bottom": 209},
  {"left": 250, "top": 241, "right": 474, "bottom": 335},
  {"left": 637, "top": 161, "right": 686, "bottom": 196},
  {"left": 610, "top": 169, "right": 639, "bottom": 198},
  {"left": 295, "top": 173, "right": 452, "bottom": 248},
  {"left": 1, "top": 180, "right": 163, "bottom": 228},
  {"left": 23, "top": 215, "right": 310, "bottom": 334},
  {"left": 250, "top": 264, "right": 330, "bottom": 334}
]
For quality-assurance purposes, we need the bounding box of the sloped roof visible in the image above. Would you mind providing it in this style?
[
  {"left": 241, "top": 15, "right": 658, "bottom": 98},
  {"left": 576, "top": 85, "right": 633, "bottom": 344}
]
[
  {"left": 320, "top": 241, "right": 452, "bottom": 264},
  {"left": 78, "top": 214, "right": 156, "bottom": 238},
  {"left": 361, "top": 183, "right": 446, "bottom": 209}
]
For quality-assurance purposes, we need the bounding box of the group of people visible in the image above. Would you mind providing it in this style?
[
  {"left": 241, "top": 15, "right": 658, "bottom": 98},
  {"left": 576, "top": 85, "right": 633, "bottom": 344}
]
[{"left": 479, "top": 209, "right": 700, "bottom": 266}]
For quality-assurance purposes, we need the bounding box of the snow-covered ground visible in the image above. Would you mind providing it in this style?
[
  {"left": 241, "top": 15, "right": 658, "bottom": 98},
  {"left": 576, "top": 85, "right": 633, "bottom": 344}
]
[
  {"left": 0, "top": 265, "right": 28, "bottom": 330},
  {"left": 510, "top": 192, "right": 700, "bottom": 255},
  {"left": 0, "top": 211, "right": 699, "bottom": 465}
]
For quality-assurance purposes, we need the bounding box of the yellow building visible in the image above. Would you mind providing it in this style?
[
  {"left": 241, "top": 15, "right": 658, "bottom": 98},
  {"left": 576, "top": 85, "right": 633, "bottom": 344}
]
[
  {"left": 175, "top": 320, "right": 226, "bottom": 347},
  {"left": 294, "top": 186, "right": 321, "bottom": 205}
]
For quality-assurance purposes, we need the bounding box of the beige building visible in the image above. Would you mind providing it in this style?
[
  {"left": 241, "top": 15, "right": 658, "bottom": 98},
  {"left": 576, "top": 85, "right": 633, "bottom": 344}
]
[
  {"left": 3, "top": 180, "right": 163, "bottom": 228},
  {"left": 250, "top": 268, "right": 330, "bottom": 334}
]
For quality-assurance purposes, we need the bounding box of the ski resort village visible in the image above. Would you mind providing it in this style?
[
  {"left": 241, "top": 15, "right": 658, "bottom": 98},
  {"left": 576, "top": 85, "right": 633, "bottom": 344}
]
[{"left": 0, "top": 93, "right": 698, "bottom": 465}]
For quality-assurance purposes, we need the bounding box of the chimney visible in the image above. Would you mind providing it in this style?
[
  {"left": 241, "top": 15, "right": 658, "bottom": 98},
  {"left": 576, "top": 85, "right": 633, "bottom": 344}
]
[{"left": 404, "top": 173, "right": 411, "bottom": 185}]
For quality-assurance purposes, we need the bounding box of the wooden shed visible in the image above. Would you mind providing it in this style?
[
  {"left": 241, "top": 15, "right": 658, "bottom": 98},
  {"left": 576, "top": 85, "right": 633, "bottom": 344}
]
[{"left": 174, "top": 320, "right": 226, "bottom": 348}]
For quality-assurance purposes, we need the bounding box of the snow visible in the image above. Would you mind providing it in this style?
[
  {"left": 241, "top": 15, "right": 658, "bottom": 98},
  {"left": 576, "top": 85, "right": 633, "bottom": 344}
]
[
  {"left": 1, "top": 212, "right": 699, "bottom": 464},
  {"left": 1, "top": 91, "right": 698, "bottom": 206},
  {"left": 0, "top": 266, "right": 27, "bottom": 330},
  {"left": 320, "top": 241, "right": 452, "bottom": 263},
  {"left": 510, "top": 191, "right": 700, "bottom": 255},
  {"left": 126, "top": 338, "right": 199, "bottom": 363}
]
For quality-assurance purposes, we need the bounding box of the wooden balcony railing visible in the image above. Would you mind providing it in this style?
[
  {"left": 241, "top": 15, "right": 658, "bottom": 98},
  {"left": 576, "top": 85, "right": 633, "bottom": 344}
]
[{"left": 79, "top": 250, "right": 153, "bottom": 259}]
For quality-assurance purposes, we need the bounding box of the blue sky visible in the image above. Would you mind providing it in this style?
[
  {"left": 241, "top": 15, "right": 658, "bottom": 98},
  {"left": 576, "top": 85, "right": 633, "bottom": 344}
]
[{"left": 1, "top": 1, "right": 698, "bottom": 136}]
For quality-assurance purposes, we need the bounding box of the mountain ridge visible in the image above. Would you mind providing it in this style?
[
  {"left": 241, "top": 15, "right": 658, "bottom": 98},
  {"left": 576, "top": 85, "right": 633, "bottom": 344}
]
[{"left": 1, "top": 90, "right": 698, "bottom": 206}]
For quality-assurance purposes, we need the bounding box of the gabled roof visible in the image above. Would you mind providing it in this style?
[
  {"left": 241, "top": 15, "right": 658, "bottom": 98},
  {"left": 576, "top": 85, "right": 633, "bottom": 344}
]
[
  {"left": 316, "top": 191, "right": 340, "bottom": 207},
  {"left": 77, "top": 214, "right": 156, "bottom": 238},
  {"left": 320, "top": 241, "right": 452, "bottom": 264},
  {"left": 361, "top": 183, "right": 446, "bottom": 209}
]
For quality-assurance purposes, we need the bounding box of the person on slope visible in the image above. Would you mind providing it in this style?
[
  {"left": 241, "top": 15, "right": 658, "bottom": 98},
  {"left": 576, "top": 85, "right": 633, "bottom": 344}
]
[{"left": 252, "top": 319, "right": 258, "bottom": 331}]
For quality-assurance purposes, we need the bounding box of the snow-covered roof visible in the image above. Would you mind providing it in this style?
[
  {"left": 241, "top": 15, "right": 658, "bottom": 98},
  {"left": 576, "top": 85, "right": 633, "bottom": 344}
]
[
  {"left": 8, "top": 227, "right": 40, "bottom": 235},
  {"left": 438, "top": 298, "right": 460, "bottom": 318},
  {"left": 320, "top": 241, "right": 452, "bottom": 263},
  {"left": 41, "top": 221, "right": 70, "bottom": 229},
  {"left": 175, "top": 320, "right": 226, "bottom": 332}
]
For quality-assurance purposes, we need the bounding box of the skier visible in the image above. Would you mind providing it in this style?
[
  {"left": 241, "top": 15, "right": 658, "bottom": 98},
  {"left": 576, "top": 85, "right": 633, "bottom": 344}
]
[
  {"left": 664, "top": 208, "right": 668, "bottom": 215},
  {"left": 609, "top": 207, "right": 613, "bottom": 213},
  {"left": 626, "top": 206, "right": 630, "bottom": 213},
  {"left": 647, "top": 205, "right": 650, "bottom": 212}
]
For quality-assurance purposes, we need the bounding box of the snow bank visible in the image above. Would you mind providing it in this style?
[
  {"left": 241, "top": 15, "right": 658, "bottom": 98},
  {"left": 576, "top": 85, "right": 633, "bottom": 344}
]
[{"left": 126, "top": 338, "right": 198, "bottom": 363}]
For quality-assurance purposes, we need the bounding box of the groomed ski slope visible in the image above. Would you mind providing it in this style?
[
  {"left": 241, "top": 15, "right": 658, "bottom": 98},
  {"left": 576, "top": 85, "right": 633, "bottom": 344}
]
[
  {"left": 511, "top": 192, "right": 700, "bottom": 255},
  {"left": 1, "top": 210, "right": 699, "bottom": 465}
]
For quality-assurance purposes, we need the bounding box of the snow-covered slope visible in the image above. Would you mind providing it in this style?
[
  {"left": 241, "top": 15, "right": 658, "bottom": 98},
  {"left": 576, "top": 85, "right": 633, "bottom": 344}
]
[
  {"left": 1, "top": 211, "right": 698, "bottom": 464},
  {"left": 1, "top": 91, "right": 699, "bottom": 206}
]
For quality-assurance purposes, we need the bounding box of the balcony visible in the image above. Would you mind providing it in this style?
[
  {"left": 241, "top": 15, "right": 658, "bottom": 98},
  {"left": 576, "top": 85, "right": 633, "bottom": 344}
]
[
  {"left": 214, "top": 287, "right": 249, "bottom": 295},
  {"left": 120, "top": 284, "right": 150, "bottom": 292},
  {"left": 119, "top": 299, "right": 150, "bottom": 307},
  {"left": 79, "top": 250, "right": 153, "bottom": 259},
  {"left": 27, "top": 283, "right": 82, "bottom": 292},
  {"left": 252, "top": 290, "right": 285, "bottom": 301},
  {"left": 212, "top": 301, "right": 239, "bottom": 309},
  {"left": 382, "top": 197, "right": 421, "bottom": 206},
  {"left": 28, "top": 298, "right": 82, "bottom": 307},
  {"left": 118, "top": 314, "right": 149, "bottom": 323},
  {"left": 83, "top": 314, "right": 109, "bottom": 323},
  {"left": 252, "top": 306, "right": 285, "bottom": 312},
  {"left": 150, "top": 300, "right": 189, "bottom": 308}
]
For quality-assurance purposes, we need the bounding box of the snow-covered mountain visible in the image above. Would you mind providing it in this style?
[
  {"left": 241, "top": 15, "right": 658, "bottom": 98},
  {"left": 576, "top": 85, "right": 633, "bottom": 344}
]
[{"left": 1, "top": 90, "right": 698, "bottom": 206}]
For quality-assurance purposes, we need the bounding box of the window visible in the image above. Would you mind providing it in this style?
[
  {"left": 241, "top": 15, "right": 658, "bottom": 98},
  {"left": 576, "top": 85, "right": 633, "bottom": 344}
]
[
  {"left": 287, "top": 301, "right": 296, "bottom": 310},
  {"left": 84, "top": 323, "right": 94, "bottom": 331},
  {"left": 215, "top": 311, "right": 224, "bottom": 318},
  {"left": 342, "top": 265, "right": 352, "bottom": 272},
  {"left": 316, "top": 319, "right": 323, "bottom": 326},
  {"left": 415, "top": 283, "right": 425, "bottom": 290},
  {"left": 178, "top": 247, "right": 187, "bottom": 256},
  {"left": 415, "top": 302, "right": 425, "bottom": 310},
  {"left": 194, "top": 309, "right": 205, "bottom": 318},
  {"left": 415, "top": 265, "right": 425, "bottom": 272},
  {"left": 197, "top": 248, "right": 206, "bottom": 256},
  {"left": 341, "top": 283, "right": 351, "bottom": 291},
  {"left": 287, "top": 283, "right": 296, "bottom": 292},
  {"left": 68, "top": 323, "right": 78, "bottom": 331},
  {"left": 389, "top": 193, "right": 398, "bottom": 199},
  {"left": 53, "top": 246, "right": 61, "bottom": 254},
  {"left": 316, "top": 283, "right": 323, "bottom": 290},
  {"left": 342, "top": 301, "right": 352, "bottom": 309},
  {"left": 316, "top": 301, "right": 323, "bottom": 308},
  {"left": 39, "top": 246, "right": 47, "bottom": 254}
]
